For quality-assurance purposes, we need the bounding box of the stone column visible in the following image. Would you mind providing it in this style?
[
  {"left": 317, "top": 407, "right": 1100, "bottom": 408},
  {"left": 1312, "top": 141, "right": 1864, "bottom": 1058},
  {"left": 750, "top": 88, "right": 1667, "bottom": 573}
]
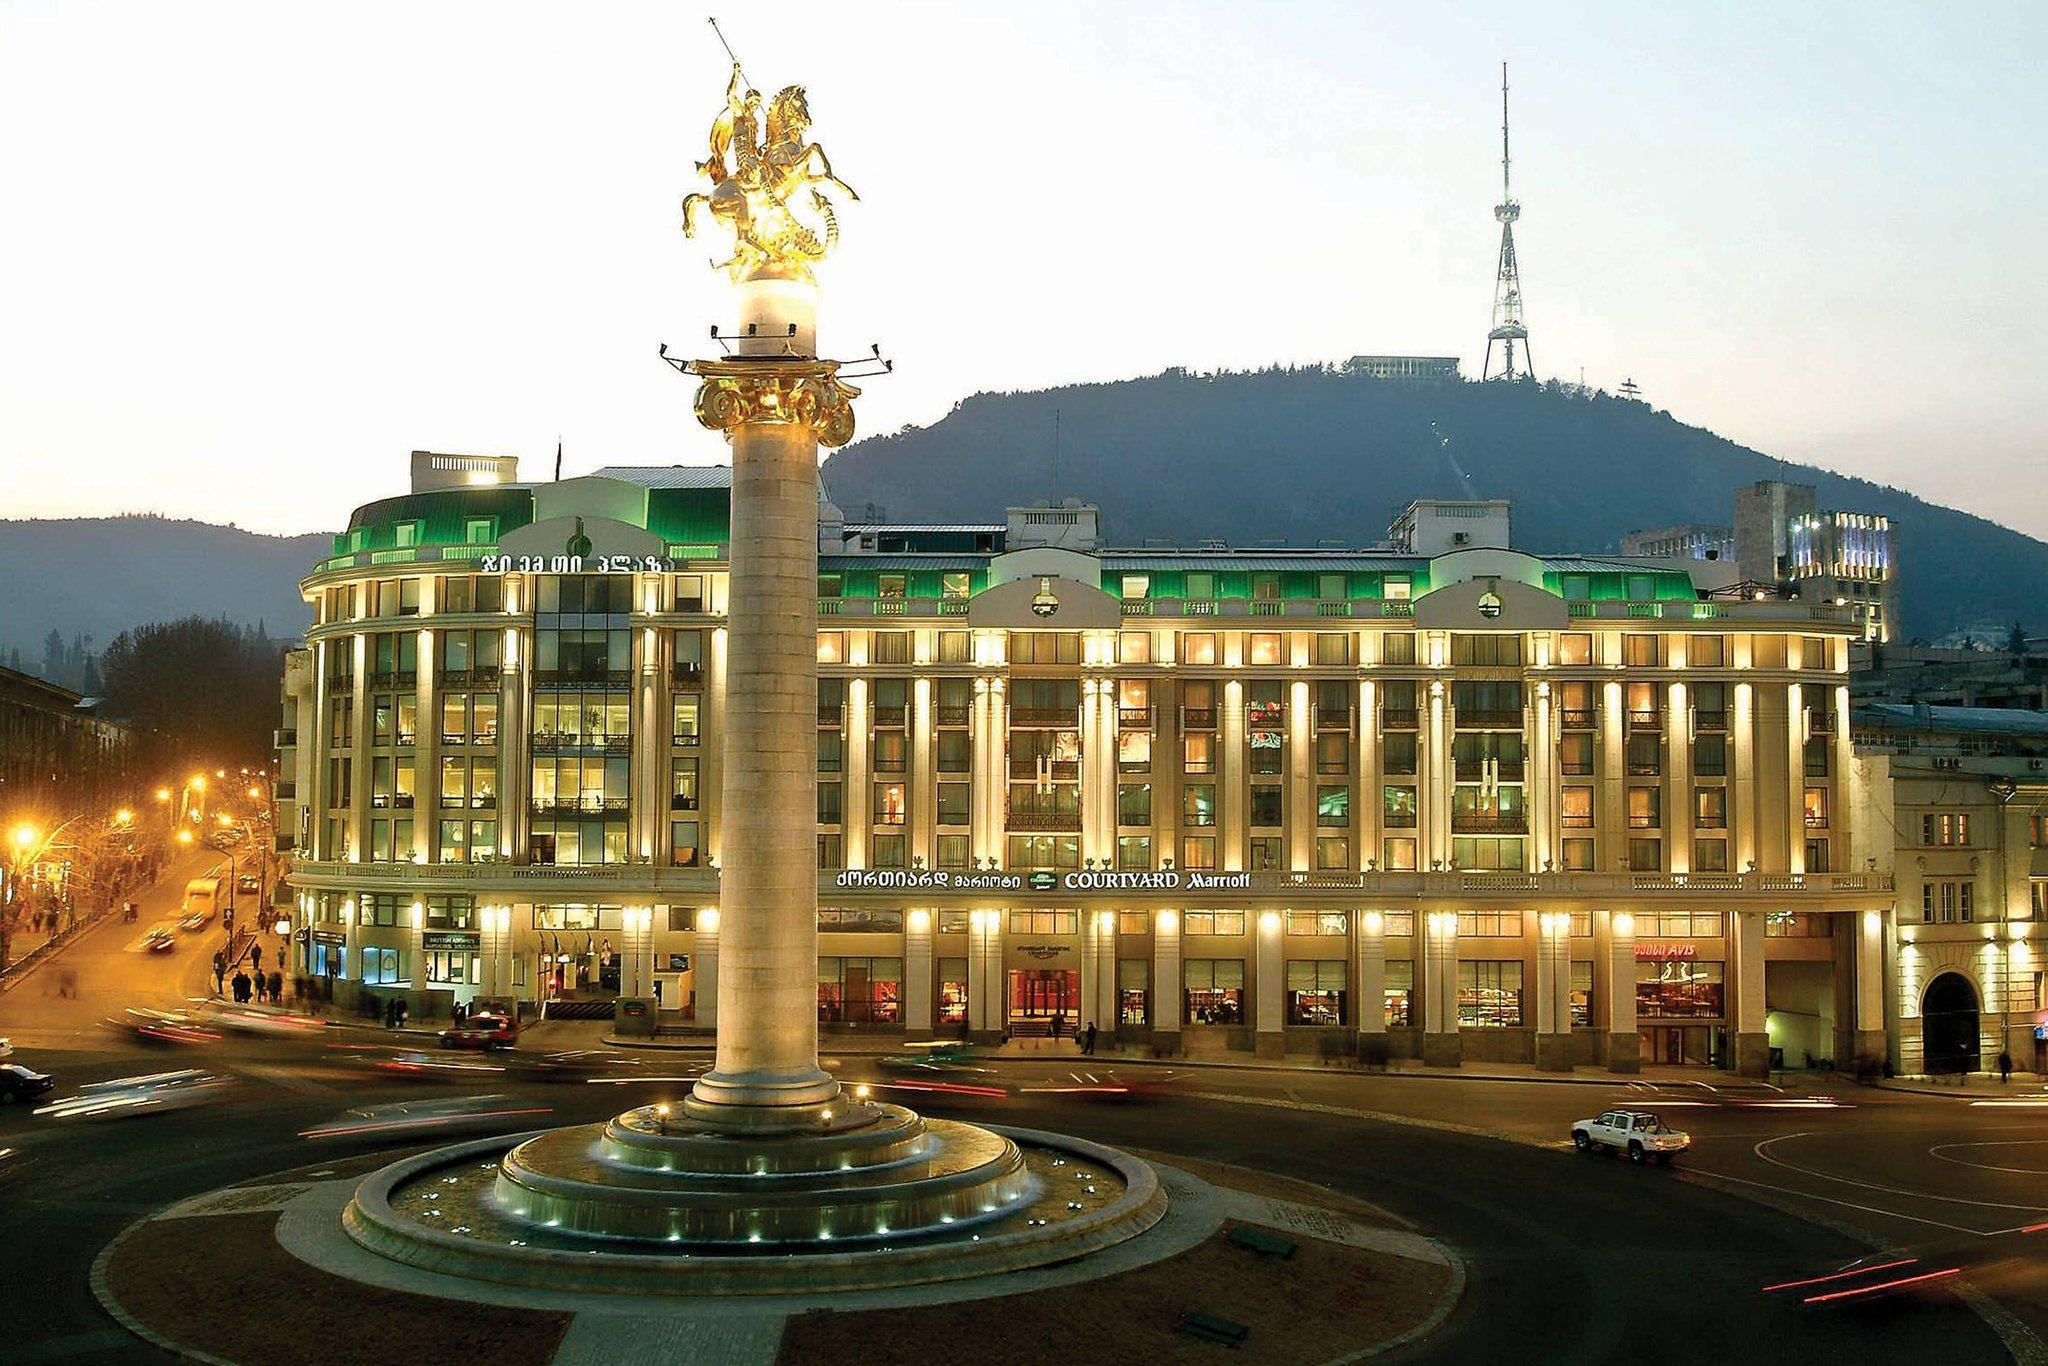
[
  {"left": 1598, "top": 680, "right": 1625, "bottom": 871},
  {"left": 1287, "top": 679, "right": 1312, "bottom": 871},
  {"left": 1786, "top": 683, "right": 1806, "bottom": 873},
  {"left": 1534, "top": 911, "right": 1573, "bottom": 1070},
  {"left": 1091, "top": 910, "right": 1118, "bottom": 1033},
  {"left": 1529, "top": 681, "right": 1555, "bottom": 871},
  {"left": 965, "top": 908, "right": 1003, "bottom": 1043},
  {"left": 1733, "top": 908, "right": 1768, "bottom": 1077},
  {"left": 1421, "top": 911, "right": 1460, "bottom": 1066},
  {"left": 1425, "top": 681, "right": 1450, "bottom": 869},
  {"left": 1356, "top": 910, "right": 1386, "bottom": 1043},
  {"left": 1151, "top": 908, "right": 1182, "bottom": 1054},
  {"left": 416, "top": 627, "right": 438, "bottom": 862},
  {"left": 1664, "top": 680, "right": 1689, "bottom": 872},
  {"left": 1255, "top": 908, "right": 1285, "bottom": 1057},
  {"left": 1732, "top": 681, "right": 1756, "bottom": 873},
  {"left": 1220, "top": 679, "right": 1246, "bottom": 870},
  {"left": 904, "top": 907, "right": 934, "bottom": 1039},
  {"left": 1852, "top": 907, "right": 1886, "bottom": 1068},
  {"left": 1606, "top": 909, "right": 1639, "bottom": 1073},
  {"left": 693, "top": 907, "right": 719, "bottom": 1030}
]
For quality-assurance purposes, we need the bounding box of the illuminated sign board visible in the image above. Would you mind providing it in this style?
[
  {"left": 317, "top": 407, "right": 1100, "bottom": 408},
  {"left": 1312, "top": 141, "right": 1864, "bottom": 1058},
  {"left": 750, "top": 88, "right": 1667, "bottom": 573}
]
[
  {"left": 831, "top": 869, "right": 1254, "bottom": 895},
  {"left": 1634, "top": 942, "right": 1697, "bottom": 960}
]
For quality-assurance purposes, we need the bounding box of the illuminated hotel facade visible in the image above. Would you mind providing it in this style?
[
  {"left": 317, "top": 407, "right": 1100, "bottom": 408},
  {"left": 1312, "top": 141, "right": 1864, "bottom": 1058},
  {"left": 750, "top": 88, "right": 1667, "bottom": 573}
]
[{"left": 278, "top": 456, "right": 1896, "bottom": 1076}]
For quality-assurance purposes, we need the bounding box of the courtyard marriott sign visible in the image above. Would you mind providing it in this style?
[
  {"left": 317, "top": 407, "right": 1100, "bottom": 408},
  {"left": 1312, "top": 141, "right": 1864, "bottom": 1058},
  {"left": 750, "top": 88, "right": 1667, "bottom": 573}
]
[{"left": 831, "top": 869, "right": 1254, "bottom": 895}]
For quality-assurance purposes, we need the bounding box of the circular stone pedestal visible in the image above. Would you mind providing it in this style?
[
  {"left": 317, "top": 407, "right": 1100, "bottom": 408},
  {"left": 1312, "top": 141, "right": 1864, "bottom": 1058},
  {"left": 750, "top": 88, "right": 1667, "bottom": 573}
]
[{"left": 343, "top": 1102, "right": 1164, "bottom": 1294}]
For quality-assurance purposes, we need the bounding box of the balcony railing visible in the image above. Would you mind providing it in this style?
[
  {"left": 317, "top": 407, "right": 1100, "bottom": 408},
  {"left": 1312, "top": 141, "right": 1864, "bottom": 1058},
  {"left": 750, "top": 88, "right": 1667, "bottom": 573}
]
[
  {"left": 1561, "top": 813, "right": 1594, "bottom": 829},
  {"left": 1007, "top": 810, "right": 1080, "bottom": 832},
  {"left": 1315, "top": 707, "right": 1351, "bottom": 730},
  {"left": 1627, "top": 761, "right": 1662, "bottom": 777},
  {"left": 1627, "top": 813, "right": 1660, "bottom": 828},
  {"left": 1009, "top": 760, "right": 1079, "bottom": 780},
  {"left": 1456, "top": 709, "right": 1523, "bottom": 730},
  {"left": 1010, "top": 707, "right": 1075, "bottom": 727},
  {"left": 1559, "top": 709, "right": 1595, "bottom": 729},
  {"left": 532, "top": 732, "right": 632, "bottom": 754},
  {"left": 438, "top": 666, "right": 501, "bottom": 687},
  {"left": 818, "top": 704, "right": 844, "bottom": 725},
  {"left": 531, "top": 797, "right": 630, "bottom": 816},
  {"left": 672, "top": 664, "right": 704, "bottom": 688},
  {"left": 535, "top": 669, "right": 632, "bottom": 687},
  {"left": 1452, "top": 814, "right": 1528, "bottom": 834},
  {"left": 275, "top": 782, "right": 297, "bottom": 800},
  {"left": 1807, "top": 711, "right": 1834, "bottom": 734},
  {"left": 670, "top": 795, "right": 700, "bottom": 812},
  {"left": 1180, "top": 706, "right": 1217, "bottom": 730},
  {"left": 1118, "top": 706, "right": 1154, "bottom": 729},
  {"left": 1694, "top": 710, "right": 1729, "bottom": 732},
  {"left": 872, "top": 706, "right": 907, "bottom": 728},
  {"left": 1627, "top": 709, "right": 1664, "bottom": 730},
  {"left": 1454, "top": 761, "right": 1525, "bottom": 782},
  {"left": 937, "top": 705, "right": 971, "bottom": 727},
  {"left": 1381, "top": 709, "right": 1419, "bottom": 731},
  {"left": 370, "top": 670, "right": 417, "bottom": 689}
]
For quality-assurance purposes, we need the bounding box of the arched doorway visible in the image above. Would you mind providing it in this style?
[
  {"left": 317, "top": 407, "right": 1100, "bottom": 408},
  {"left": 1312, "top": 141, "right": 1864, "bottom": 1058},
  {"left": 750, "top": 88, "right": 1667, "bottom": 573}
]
[{"left": 1921, "top": 973, "right": 1981, "bottom": 1075}]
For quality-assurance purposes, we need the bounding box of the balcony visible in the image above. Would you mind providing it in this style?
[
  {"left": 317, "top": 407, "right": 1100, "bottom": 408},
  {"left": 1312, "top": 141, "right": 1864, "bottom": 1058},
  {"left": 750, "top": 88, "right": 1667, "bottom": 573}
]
[
  {"left": 1452, "top": 814, "right": 1528, "bottom": 834},
  {"left": 1559, "top": 709, "right": 1595, "bottom": 729},
  {"left": 1118, "top": 706, "right": 1154, "bottom": 729},
  {"left": 1454, "top": 761, "right": 1525, "bottom": 782},
  {"left": 1627, "top": 814, "right": 1660, "bottom": 829},
  {"left": 1456, "top": 709, "right": 1523, "bottom": 730},
  {"left": 818, "top": 704, "right": 844, "bottom": 725},
  {"left": 535, "top": 669, "right": 633, "bottom": 688},
  {"left": 274, "top": 728, "right": 298, "bottom": 748},
  {"left": 1010, "top": 707, "right": 1075, "bottom": 727},
  {"left": 1627, "top": 709, "right": 1664, "bottom": 730},
  {"left": 937, "top": 705, "right": 971, "bottom": 727},
  {"left": 672, "top": 664, "right": 704, "bottom": 688},
  {"left": 1382, "top": 812, "right": 1418, "bottom": 829},
  {"left": 532, "top": 732, "right": 633, "bottom": 755},
  {"left": 872, "top": 706, "right": 907, "bottom": 728},
  {"left": 531, "top": 797, "right": 630, "bottom": 816},
  {"left": 1314, "top": 707, "right": 1351, "bottom": 730},
  {"left": 1007, "top": 810, "right": 1080, "bottom": 832},
  {"left": 370, "top": 794, "right": 416, "bottom": 811},
  {"left": 1381, "top": 709, "right": 1419, "bottom": 731},
  {"left": 440, "top": 795, "right": 498, "bottom": 811},
  {"left": 1561, "top": 813, "right": 1594, "bottom": 829},
  {"left": 1180, "top": 706, "right": 1217, "bottom": 730},
  {"left": 1626, "top": 761, "right": 1662, "bottom": 777},
  {"left": 1694, "top": 710, "right": 1729, "bottom": 732},
  {"left": 370, "top": 670, "right": 417, "bottom": 690},
  {"left": 1807, "top": 711, "right": 1834, "bottom": 734},
  {"left": 670, "top": 795, "right": 700, "bottom": 812},
  {"left": 439, "top": 666, "right": 501, "bottom": 688},
  {"left": 1009, "top": 760, "right": 1079, "bottom": 781}
]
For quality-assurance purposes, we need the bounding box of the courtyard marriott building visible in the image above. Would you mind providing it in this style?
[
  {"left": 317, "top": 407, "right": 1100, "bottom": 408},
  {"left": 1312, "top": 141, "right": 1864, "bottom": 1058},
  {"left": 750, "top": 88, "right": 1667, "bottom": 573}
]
[{"left": 277, "top": 455, "right": 1893, "bottom": 1076}]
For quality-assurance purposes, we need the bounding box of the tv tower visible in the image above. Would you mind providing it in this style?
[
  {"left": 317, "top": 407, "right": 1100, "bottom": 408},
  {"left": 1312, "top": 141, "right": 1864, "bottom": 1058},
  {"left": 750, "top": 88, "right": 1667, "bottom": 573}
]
[{"left": 1483, "top": 63, "right": 1532, "bottom": 381}]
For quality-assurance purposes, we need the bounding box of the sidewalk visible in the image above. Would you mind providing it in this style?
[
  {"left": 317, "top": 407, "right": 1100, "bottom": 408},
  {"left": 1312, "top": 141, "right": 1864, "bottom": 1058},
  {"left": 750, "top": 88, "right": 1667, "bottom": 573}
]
[
  {"left": 580, "top": 1021, "right": 1785, "bottom": 1090},
  {"left": 1874, "top": 1072, "right": 2047, "bottom": 1100}
]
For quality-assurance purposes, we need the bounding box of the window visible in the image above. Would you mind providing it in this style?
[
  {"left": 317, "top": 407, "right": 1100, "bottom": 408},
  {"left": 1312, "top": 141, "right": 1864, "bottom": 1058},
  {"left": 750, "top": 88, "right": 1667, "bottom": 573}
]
[
  {"left": 1316, "top": 835, "right": 1351, "bottom": 869},
  {"left": 1626, "top": 732, "right": 1662, "bottom": 776},
  {"left": 817, "top": 631, "right": 844, "bottom": 664},
  {"left": 1118, "top": 959, "right": 1149, "bottom": 1025},
  {"left": 359, "top": 946, "right": 402, "bottom": 985},
  {"left": 873, "top": 783, "right": 907, "bottom": 826},
  {"left": 1628, "top": 786, "right": 1661, "bottom": 828},
  {"left": 1250, "top": 786, "right": 1283, "bottom": 826},
  {"left": 1636, "top": 959, "right": 1724, "bottom": 1018},
  {"left": 1248, "top": 632, "right": 1283, "bottom": 665},
  {"left": 1383, "top": 576, "right": 1412, "bottom": 603},
  {"left": 937, "top": 782, "right": 970, "bottom": 826},
  {"left": 1921, "top": 880, "right": 1975, "bottom": 923},
  {"left": 1623, "top": 634, "right": 1662, "bottom": 667},
  {"left": 1382, "top": 785, "right": 1418, "bottom": 829},
  {"left": 1286, "top": 961, "right": 1347, "bottom": 1025},
  {"left": 1560, "top": 733, "right": 1594, "bottom": 776},
  {"left": 1315, "top": 633, "right": 1351, "bottom": 665},
  {"left": 1561, "top": 787, "right": 1594, "bottom": 829},
  {"left": 937, "top": 833, "right": 970, "bottom": 869},
  {"left": 1183, "top": 784, "right": 1216, "bottom": 827},
  {"left": 1184, "top": 572, "right": 1216, "bottom": 601},
  {"left": 817, "top": 782, "right": 842, "bottom": 825},
  {"left": 674, "top": 574, "right": 706, "bottom": 612},
  {"left": 938, "top": 729, "right": 970, "bottom": 774},
  {"left": 1570, "top": 962, "right": 1592, "bottom": 1027},
  {"left": 1120, "top": 574, "right": 1150, "bottom": 601},
  {"left": 1694, "top": 837, "right": 1728, "bottom": 872},
  {"left": 1562, "top": 837, "right": 1594, "bottom": 871},
  {"left": 1183, "top": 910, "right": 1246, "bottom": 936},
  {"left": 938, "top": 629, "right": 972, "bottom": 663},
  {"left": 1557, "top": 632, "right": 1592, "bottom": 665},
  {"left": 1459, "top": 961, "right": 1523, "bottom": 1028},
  {"left": 1384, "top": 960, "right": 1413, "bottom": 1026},
  {"left": 1382, "top": 731, "right": 1418, "bottom": 776},
  {"left": 1184, "top": 731, "right": 1214, "bottom": 774},
  {"left": 1691, "top": 634, "right": 1725, "bottom": 667},
  {"left": 941, "top": 572, "right": 971, "bottom": 601},
  {"left": 1118, "top": 783, "right": 1152, "bottom": 826},
  {"left": 1457, "top": 910, "right": 1516, "bottom": 937},
  {"left": 1381, "top": 836, "right": 1416, "bottom": 871},
  {"left": 1118, "top": 630, "right": 1152, "bottom": 663},
  {"left": 1694, "top": 787, "right": 1726, "bottom": 829},
  {"left": 817, "top": 833, "right": 843, "bottom": 869},
  {"left": 1008, "top": 909, "right": 1079, "bottom": 935},
  {"left": 1249, "top": 836, "right": 1282, "bottom": 870},
  {"left": 1921, "top": 813, "right": 1972, "bottom": 846},
  {"left": 1803, "top": 787, "right": 1829, "bottom": 829},
  {"left": 1182, "top": 632, "right": 1217, "bottom": 665},
  {"left": 818, "top": 730, "right": 843, "bottom": 775},
  {"left": 1317, "top": 785, "right": 1350, "bottom": 827},
  {"left": 1645, "top": 911, "right": 1722, "bottom": 936},
  {"left": 1317, "top": 731, "right": 1350, "bottom": 775},
  {"left": 1286, "top": 911, "right": 1349, "bottom": 936},
  {"left": 872, "top": 729, "right": 906, "bottom": 774},
  {"left": 877, "top": 575, "right": 907, "bottom": 601},
  {"left": 670, "top": 820, "right": 700, "bottom": 867},
  {"left": 672, "top": 696, "right": 701, "bottom": 745},
  {"left": 871, "top": 834, "right": 906, "bottom": 868},
  {"left": 1452, "top": 635, "right": 1523, "bottom": 667},
  {"left": 1184, "top": 959, "right": 1245, "bottom": 1024},
  {"left": 1694, "top": 734, "right": 1727, "bottom": 777},
  {"left": 817, "top": 957, "right": 902, "bottom": 1025},
  {"left": 818, "top": 574, "right": 843, "bottom": 600},
  {"left": 1117, "top": 835, "right": 1152, "bottom": 870},
  {"left": 1628, "top": 837, "right": 1663, "bottom": 872},
  {"left": 872, "top": 631, "right": 910, "bottom": 664}
]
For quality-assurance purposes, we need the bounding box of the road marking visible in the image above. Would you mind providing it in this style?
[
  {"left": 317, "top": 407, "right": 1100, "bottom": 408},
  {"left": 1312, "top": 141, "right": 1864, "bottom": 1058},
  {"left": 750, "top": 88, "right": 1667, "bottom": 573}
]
[
  {"left": 1179, "top": 1088, "right": 1569, "bottom": 1149},
  {"left": 237, "top": 1063, "right": 335, "bottom": 1097},
  {"left": 1754, "top": 1133, "right": 2048, "bottom": 1214},
  {"left": 1684, "top": 1165, "right": 1992, "bottom": 1236},
  {"left": 1927, "top": 1140, "right": 2048, "bottom": 1177}
]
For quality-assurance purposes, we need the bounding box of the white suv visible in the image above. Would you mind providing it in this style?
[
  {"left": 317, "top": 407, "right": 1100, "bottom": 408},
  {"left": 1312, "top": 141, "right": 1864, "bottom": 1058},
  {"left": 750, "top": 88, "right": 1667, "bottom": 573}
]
[{"left": 1572, "top": 1109, "right": 1691, "bottom": 1165}]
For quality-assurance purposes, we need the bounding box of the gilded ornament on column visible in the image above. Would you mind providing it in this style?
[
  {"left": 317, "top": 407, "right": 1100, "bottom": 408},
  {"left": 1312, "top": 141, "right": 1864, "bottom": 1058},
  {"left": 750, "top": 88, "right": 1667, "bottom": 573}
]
[{"left": 690, "top": 361, "right": 860, "bottom": 448}]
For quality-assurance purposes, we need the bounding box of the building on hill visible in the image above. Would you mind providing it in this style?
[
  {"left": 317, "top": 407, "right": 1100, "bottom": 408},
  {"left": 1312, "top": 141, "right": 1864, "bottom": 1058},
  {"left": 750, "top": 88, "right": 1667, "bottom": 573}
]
[
  {"left": 0, "top": 663, "right": 138, "bottom": 816},
  {"left": 1345, "top": 355, "right": 1462, "bottom": 383},
  {"left": 1849, "top": 644, "right": 2048, "bottom": 711},
  {"left": 1624, "top": 480, "right": 1896, "bottom": 644},
  {"left": 277, "top": 458, "right": 1891, "bottom": 1078},
  {"left": 1386, "top": 500, "right": 1512, "bottom": 555},
  {"left": 1849, "top": 704, "right": 2048, "bottom": 1076}
]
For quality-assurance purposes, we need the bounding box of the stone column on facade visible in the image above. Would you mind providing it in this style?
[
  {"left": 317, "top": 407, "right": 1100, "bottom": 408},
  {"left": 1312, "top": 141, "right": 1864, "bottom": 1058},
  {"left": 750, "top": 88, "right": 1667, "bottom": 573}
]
[
  {"left": 1425, "top": 680, "right": 1450, "bottom": 869},
  {"left": 1733, "top": 908, "right": 1769, "bottom": 1077},
  {"left": 1152, "top": 676, "right": 1179, "bottom": 870},
  {"left": 1356, "top": 909, "right": 1387, "bottom": 1041},
  {"left": 1732, "top": 680, "right": 1756, "bottom": 873},
  {"left": 1091, "top": 910, "right": 1118, "bottom": 1035},
  {"left": 1534, "top": 910, "right": 1573, "bottom": 1070},
  {"left": 1287, "top": 679, "right": 1313, "bottom": 871},
  {"left": 1358, "top": 679, "right": 1380, "bottom": 865},
  {"left": 844, "top": 674, "right": 871, "bottom": 868},
  {"left": 1255, "top": 908, "right": 1285, "bottom": 1057},
  {"left": 970, "top": 907, "right": 1006, "bottom": 1044},
  {"left": 1605, "top": 910, "right": 1640, "bottom": 1072},
  {"left": 692, "top": 906, "right": 719, "bottom": 1030},
  {"left": 1081, "top": 678, "right": 1114, "bottom": 868},
  {"left": 1077, "top": 907, "right": 1104, "bottom": 1043},
  {"left": 416, "top": 627, "right": 438, "bottom": 862},
  {"left": 1665, "top": 680, "right": 1690, "bottom": 873},
  {"left": 338, "top": 895, "right": 362, "bottom": 1007},
  {"left": 910, "top": 675, "right": 934, "bottom": 868},
  {"left": 349, "top": 634, "right": 372, "bottom": 858},
  {"left": 408, "top": 899, "right": 429, "bottom": 1016},
  {"left": 477, "top": 903, "right": 504, "bottom": 1000},
  {"left": 636, "top": 622, "right": 661, "bottom": 863},
  {"left": 1786, "top": 683, "right": 1806, "bottom": 874},
  {"left": 1151, "top": 908, "right": 1182, "bottom": 1054},
  {"left": 1530, "top": 680, "right": 1554, "bottom": 871},
  {"left": 502, "top": 624, "right": 530, "bottom": 862},
  {"left": 1221, "top": 678, "right": 1247, "bottom": 870},
  {"left": 1853, "top": 908, "right": 1886, "bottom": 1067},
  {"left": 904, "top": 907, "right": 935, "bottom": 1039},
  {"left": 1421, "top": 911, "right": 1461, "bottom": 1066},
  {"left": 1598, "top": 680, "right": 1625, "bottom": 872}
]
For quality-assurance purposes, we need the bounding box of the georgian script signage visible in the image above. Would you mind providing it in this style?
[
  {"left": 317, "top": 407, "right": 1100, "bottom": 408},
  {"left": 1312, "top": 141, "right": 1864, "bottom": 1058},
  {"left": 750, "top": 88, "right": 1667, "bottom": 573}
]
[
  {"left": 423, "top": 931, "right": 481, "bottom": 952},
  {"left": 1634, "top": 942, "right": 1697, "bottom": 961},
  {"left": 832, "top": 869, "right": 1253, "bottom": 895}
]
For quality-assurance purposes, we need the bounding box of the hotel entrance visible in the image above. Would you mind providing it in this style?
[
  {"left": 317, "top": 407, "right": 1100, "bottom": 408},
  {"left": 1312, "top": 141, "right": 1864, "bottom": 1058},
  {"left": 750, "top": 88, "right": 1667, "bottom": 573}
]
[{"left": 1008, "top": 968, "right": 1079, "bottom": 1034}]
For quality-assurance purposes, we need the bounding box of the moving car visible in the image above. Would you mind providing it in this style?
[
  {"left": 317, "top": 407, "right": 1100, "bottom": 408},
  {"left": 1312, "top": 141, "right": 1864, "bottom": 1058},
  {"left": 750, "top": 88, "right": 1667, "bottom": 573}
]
[
  {"left": 236, "top": 873, "right": 260, "bottom": 894},
  {"left": 34, "top": 1069, "right": 233, "bottom": 1120},
  {"left": 101, "top": 1008, "right": 221, "bottom": 1045},
  {"left": 142, "top": 928, "right": 177, "bottom": 953},
  {"left": 299, "top": 1094, "right": 552, "bottom": 1140},
  {"left": 182, "top": 875, "right": 221, "bottom": 920},
  {"left": 178, "top": 911, "right": 212, "bottom": 932},
  {"left": 0, "top": 1063, "right": 55, "bottom": 1105},
  {"left": 194, "top": 1002, "right": 325, "bottom": 1037},
  {"left": 520, "top": 1049, "right": 641, "bottom": 1082},
  {"left": 438, "top": 1011, "right": 517, "bottom": 1051},
  {"left": 1571, "top": 1109, "right": 1691, "bottom": 1165}
]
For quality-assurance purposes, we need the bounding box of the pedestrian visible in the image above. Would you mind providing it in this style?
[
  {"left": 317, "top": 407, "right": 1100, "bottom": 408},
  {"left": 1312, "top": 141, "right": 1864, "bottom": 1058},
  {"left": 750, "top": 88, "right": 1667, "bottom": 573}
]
[
  {"left": 1999, "top": 1050, "right": 2013, "bottom": 1084},
  {"left": 252, "top": 944, "right": 264, "bottom": 974},
  {"left": 232, "top": 970, "right": 250, "bottom": 1003},
  {"left": 1083, "top": 1021, "right": 1099, "bottom": 1056},
  {"left": 453, "top": 999, "right": 467, "bottom": 1026},
  {"left": 213, "top": 952, "right": 227, "bottom": 996},
  {"left": 1050, "top": 1012, "right": 1063, "bottom": 1041},
  {"left": 269, "top": 970, "right": 283, "bottom": 1004}
]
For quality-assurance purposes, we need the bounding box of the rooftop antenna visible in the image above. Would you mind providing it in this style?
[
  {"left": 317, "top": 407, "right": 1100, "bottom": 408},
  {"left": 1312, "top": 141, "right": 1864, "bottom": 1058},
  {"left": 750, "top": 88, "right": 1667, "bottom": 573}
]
[
  {"left": 554, "top": 438, "right": 563, "bottom": 482},
  {"left": 1051, "top": 407, "right": 1061, "bottom": 503},
  {"left": 1619, "top": 376, "right": 1643, "bottom": 401},
  {"left": 1483, "top": 62, "right": 1533, "bottom": 381}
]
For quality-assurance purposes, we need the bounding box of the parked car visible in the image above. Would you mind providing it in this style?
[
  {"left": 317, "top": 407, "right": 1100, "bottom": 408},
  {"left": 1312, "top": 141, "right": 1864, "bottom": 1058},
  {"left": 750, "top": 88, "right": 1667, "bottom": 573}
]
[
  {"left": 1571, "top": 1110, "right": 1691, "bottom": 1165},
  {"left": 438, "top": 1011, "right": 517, "bottom": 1050},
  {"left": 0, "top": 1037, "right": 13, "bottom": 1061},
  {"left": 0, "top": 1063, "right": 55, "bottom": 1105}
]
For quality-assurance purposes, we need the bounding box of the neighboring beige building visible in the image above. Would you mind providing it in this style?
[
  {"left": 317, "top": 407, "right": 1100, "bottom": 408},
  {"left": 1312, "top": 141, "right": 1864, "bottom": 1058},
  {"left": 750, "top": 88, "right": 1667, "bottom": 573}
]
[
  {"left": 1851, "top": 704, "right": 2048, "bottom": 1076},
  {"left": 278, "top": 467, "right": 1891, "bottom": 1077}
]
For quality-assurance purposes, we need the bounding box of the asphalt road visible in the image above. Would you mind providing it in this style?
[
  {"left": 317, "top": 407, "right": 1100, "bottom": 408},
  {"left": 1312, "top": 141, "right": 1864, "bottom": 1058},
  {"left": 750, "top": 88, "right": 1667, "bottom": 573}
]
[{"left": 1, "top": 920, "right": 2039, "bottom": 1363}]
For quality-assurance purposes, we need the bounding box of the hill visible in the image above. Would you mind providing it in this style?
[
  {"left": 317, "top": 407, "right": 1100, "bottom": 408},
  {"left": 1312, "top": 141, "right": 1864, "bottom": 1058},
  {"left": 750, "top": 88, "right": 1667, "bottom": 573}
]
[
  {"left": 0, "top": 516, "right": 327, "bottom": 675},
  {"left": 822, "top": 368, "right": 2046, "bottom": 641}
]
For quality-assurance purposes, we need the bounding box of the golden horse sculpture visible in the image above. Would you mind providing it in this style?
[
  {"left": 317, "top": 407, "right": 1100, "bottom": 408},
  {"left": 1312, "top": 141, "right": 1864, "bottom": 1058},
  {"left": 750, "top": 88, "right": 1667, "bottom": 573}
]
[{"left": 682, "top": 63, "right": 858, "bottom": 284}]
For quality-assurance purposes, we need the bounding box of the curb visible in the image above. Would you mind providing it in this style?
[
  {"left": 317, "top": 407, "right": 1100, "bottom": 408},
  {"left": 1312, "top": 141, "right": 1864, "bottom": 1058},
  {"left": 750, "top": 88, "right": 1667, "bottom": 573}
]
[{"left": 90, "top": 1211, "right": 245, "bottom": 1366}]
